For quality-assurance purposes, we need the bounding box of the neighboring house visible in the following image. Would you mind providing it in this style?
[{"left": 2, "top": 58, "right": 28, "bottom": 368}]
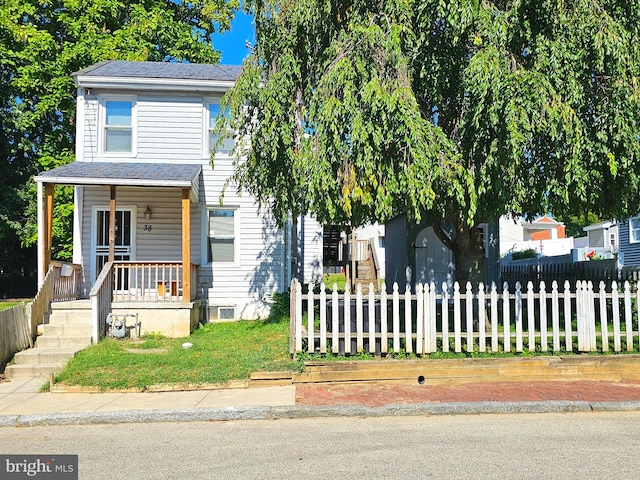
[
  {"left": 500, "top": 215, "right": 573, "bottom": 257},
  {"left": 34, "top": 61, "right": 321, "bottom": 332},
  {"left": 618, "top": 216, "right": 640, "bottom": 266},
  {"left": 582, "top": 221, "right": 618, "bottom": 251}
]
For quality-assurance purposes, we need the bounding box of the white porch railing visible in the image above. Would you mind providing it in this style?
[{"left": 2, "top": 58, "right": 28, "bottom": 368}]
[
  {"left": 112, "top": 261, "right": 198, "bottom": 302},
  {"left": 290, "top": 279, "right": 640, "bottom": 356}
]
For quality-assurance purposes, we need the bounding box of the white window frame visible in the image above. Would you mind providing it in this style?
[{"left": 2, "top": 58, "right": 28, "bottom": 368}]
[
  {"left": 203, "top": 99, "right": 234, "bottom": 157},
  {"left": 203, "top": 206, "right": 240, "bottom": 265},
  {"left": 99, "top": 95, "right": 137, "bottom": 157},
  {"left": 629, "top": 217, "right": 640, "bottom": 244}
]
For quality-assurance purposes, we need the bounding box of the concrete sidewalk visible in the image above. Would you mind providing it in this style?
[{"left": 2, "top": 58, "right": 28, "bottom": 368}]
[{"left": 2, "top": 375, "right": 640, "bottom": 427}]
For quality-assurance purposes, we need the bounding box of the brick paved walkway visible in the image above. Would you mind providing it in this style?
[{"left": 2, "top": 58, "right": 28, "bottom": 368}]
[{"left": 296, "top": 381, "right": 640, "bottom": 407}]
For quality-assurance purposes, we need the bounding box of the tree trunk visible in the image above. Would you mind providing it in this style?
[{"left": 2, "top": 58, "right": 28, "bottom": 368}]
[
  {"left": 454, "top": 249, "right": 485, "bottom": 286},
  {"left": 433, "top": 218, "right": 485, "bottom": 286}
]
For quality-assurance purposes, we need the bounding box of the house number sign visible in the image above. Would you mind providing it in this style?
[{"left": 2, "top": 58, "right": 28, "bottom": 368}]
[{"left": 143, "top": 224, "right": 153, "bottom": 231}]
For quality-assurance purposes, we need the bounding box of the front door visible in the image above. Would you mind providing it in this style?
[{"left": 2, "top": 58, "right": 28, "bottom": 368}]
[{"left": 93, "top": 208, "right": 135, "bottom": 280}]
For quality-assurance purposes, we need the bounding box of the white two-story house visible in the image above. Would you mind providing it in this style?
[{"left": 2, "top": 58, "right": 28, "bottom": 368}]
[{"left": 34, "top": 61, "right": 323, "bottom": 339}]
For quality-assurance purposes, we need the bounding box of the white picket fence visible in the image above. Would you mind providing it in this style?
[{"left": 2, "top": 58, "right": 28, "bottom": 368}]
[{"left": 289, "top": 279, "right": 640, "bottom": 356}]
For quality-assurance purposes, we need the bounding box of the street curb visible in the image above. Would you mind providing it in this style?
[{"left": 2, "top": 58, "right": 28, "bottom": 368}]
[{"left": 2, "top": 400, "right": 640, "bottom": 427}]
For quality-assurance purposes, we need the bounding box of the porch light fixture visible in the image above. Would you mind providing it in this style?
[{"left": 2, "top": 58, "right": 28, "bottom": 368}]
[{"left": 144, "top": 206, "right": 153, "bottom": 220}]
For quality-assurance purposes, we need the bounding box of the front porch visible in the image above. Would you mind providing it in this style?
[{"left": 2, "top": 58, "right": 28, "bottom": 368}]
[{"left": 33, "top": 162, "right": 204, "bottom": 341}]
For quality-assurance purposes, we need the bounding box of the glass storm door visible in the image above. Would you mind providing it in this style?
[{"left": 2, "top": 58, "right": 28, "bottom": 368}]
[{"left": 94, "top": 209, "right": 133, "bottom": 281}]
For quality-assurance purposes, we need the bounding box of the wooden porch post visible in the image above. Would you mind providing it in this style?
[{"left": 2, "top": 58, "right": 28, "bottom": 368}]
[
  {"left": 43, "top": 183, "right": 54, "bottom": 275},
  {"left": 181, "top": 188, "right": 191, "bottom": 302},
  {"left": 108, "top": 186, "right": 116, "bottom": 263}
]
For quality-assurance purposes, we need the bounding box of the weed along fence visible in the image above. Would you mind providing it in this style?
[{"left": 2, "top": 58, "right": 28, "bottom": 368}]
[{"left": 289, "top": 279, "right": 640, "bottom": 357}]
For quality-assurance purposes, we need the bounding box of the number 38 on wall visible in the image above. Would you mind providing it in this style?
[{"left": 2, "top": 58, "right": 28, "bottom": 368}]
[{"left": 143, "top": 224, "right": 152, "bottom": 231}]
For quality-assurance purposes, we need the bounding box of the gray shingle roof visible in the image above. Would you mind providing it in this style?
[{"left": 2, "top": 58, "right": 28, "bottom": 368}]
[
  {"left": 73, "top": 61, "right": 242, "bottom": 82},
  {"left": 35, "top": 162, "right": 202, "bottom": 187}
]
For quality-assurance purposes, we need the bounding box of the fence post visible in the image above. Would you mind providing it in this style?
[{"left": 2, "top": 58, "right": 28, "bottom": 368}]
[
  {"left": 380, "top": 286, "right": 388, "bottom": 355},
  {"left": 490, "top": 283, "right": 498, "bottom": 352},
  {"left": 344, "top": 285, "right": 351, "bottom": 354},
  {"left": 442, "top": 282, "right": 450, "bottom": 352},
  {"left": 576, "top": 280, "right": 584, "bottom": 351},
  {"left": 331, "top": 284, "right": 339, "bottom": 354},
  {"left": 404, "top": 285, "right": 412, "bottom": 354},
  {"left": 515, "top": 282, "right": 523, "bottom": 353},
  {"left": 295, "top": 280, "right": 303, "bottom": 353},
  {"left": 612, "top": 281, "right": 621, "bottom": 352},
  {"left": 624, "top": 281, "right": 633, "bottom": 351},
  {"left": 368, "top": 285, "right": 375, "bottom": 354},
  {"left": 307, "top": 286, "right": 314, "bottom": 354},
  {"left": 551, "top": 281, "right": 560, "bottom": 352},
  {"left": 319, "top": 283, "right": 327, "bottom": 354},
  {"left": 465, "top": 282, "right": 473, "bottom": 353},
  {"left": 599, "top": 281, "right": 608, "bottom": 352},
  {"left": 392, "top": 283, "right": 399, "bottom": 353},
  {"left": 416, "top": 283, "right": 424, "bottom": 355},
  {"left": 454, "top": 282, "right": 461, "bottom": 353},
  {"left": 478, "top": 283, "right": 486, "bottom": 353},
  {"left": 289, "top": 279, "right": 296, "bottom": 356},
  {"left": 527, "top": 281, "right": 535, "bottom": 351},
  {"left": 539, "top": 281, "right": 548, "bottom": 352},
  {"left": 356, "top": 284, "right": 363, "bottom": 353},
  {"left": 502, "top": 282, "right": 510, "bottom": 352},
  {"left": 564, "top": 280, "right": 573, "bottom": 352},
  {"left": 587, "top": 281, "right": 597, "bottom": 351},
  {"left": 429, "top": 282, "right": 438, "bottom": 353}
]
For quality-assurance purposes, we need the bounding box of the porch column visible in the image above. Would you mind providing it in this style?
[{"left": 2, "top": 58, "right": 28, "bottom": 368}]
[
  {"left": 108, "top": 186, "right": 116, "bottom": 263},
  {"left": 181, "top": 188, "right": 191, "bottom": 302},
  {"left": 43, "top": 183, "right": 54, "bottom": 279}
]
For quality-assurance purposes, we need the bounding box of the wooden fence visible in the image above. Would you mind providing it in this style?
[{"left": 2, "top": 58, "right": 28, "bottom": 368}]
[
  {"left": 0, "top": 304, "right": 32, "bottom": 364},
  {"left": 289, "top": 278, "right": 640, "bottom": 356}
]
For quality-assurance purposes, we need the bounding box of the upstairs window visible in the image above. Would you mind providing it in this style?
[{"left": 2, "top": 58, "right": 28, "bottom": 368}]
[
  {"left": 104, "top": 99, "right": 134, "bottom": 153},
  {"left": 207, "top": 103, "right": 235, "bottom": 155},
  {"left": 208, "top": 208, "right": 237, "bottom": 263},
  {"left": 630, "top": 217, "right": 640, "bottom": 243}
]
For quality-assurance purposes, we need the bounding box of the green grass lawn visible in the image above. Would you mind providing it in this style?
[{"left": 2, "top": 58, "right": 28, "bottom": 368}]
[
  {"left": 0, "top": 301, "right": 23, "bottom": 311},
  {"left": 54, "top": 294, "right": 298, "bottom": 390}
]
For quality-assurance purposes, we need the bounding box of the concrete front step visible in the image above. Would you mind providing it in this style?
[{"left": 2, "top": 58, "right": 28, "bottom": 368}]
[
  {"left": 4, "top": 364, "right": 64, "bottom": 379},
  {"left": 12, "top": 347, "right": 80, "bottom": 365},
  {"left": 48, "top": 310, "right": 92, "bottom": 325},
  {"left": 36, "top": 335, "right": 92, "bottom": 348},
  {"left": 48, "top": 300, "right": 92, "bottom": 325},
  {"left": 42, "top": 324, "right": 93, "bottom": 336}
]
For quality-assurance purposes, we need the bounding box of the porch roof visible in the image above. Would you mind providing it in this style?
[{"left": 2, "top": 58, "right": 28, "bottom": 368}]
[{"left": 34, "top": 162, "right": 201, "bottom": 189}]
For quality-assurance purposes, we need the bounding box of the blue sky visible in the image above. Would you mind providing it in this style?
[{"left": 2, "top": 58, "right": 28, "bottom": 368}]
[{"left": 213, "top": 11, "right": 255, "bottom": 65}]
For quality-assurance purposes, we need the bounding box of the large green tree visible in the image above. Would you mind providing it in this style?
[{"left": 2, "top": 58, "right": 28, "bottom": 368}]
[
  {"left": 224, "top": 0, "right": 640, "bottom": 284},
  {"left": 0, "top": 0, "right": 236, "bottom": 294}
]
